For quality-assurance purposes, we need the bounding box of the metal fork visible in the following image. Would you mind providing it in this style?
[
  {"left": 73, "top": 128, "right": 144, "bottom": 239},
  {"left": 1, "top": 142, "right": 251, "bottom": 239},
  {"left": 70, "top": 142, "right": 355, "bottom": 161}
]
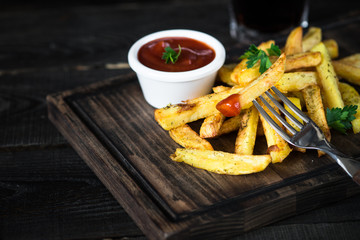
[{"left": 253, "top": 86, "right": 360, "bottom": 185}]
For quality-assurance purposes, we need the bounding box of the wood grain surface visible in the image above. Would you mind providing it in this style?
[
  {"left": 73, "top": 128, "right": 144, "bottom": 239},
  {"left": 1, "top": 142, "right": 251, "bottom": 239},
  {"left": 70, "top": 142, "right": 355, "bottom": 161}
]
[
  {"left": 47, "top": 69, "right": 360, "bottom": 239},
  {"left": 1, "top": 0, "right": 360, "bottom": 239}
]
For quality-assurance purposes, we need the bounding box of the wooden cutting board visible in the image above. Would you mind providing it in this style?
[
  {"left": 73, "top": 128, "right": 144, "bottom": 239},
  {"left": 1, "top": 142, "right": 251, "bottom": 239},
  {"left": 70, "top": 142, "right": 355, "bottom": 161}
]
[{"left": 47, "top": 72, "right": 360, "bottom": 240}]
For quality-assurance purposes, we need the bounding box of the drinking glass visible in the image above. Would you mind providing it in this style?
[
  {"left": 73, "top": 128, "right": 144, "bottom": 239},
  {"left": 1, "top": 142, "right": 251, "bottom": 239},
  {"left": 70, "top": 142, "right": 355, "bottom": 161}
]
[{"left": 229, "top": 0, "right": 309, "bottom": 43}]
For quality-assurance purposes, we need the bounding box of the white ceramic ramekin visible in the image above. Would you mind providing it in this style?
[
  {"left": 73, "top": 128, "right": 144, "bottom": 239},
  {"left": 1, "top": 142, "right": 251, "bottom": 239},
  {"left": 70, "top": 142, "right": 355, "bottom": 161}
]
[{"left": 128, "top": 29, "right": 226, "bottom": 108}]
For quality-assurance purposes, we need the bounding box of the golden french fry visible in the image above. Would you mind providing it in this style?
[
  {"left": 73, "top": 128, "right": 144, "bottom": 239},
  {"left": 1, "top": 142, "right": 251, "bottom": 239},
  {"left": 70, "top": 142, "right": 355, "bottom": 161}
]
[
  {"left": 200, "top": 112, "right": 226, "bottom": 138},
  {"left": 169, "top": 124, "right": 213, "bottom": 150},
  {"left": 323, "top": 39, "right": 339, "bottom": 59},
  {"left": 236, "top": 52, "right": 286, "bottom": 110},
  {"left": 339, "top": 82, "right": 360, "bottom": 134},
  {"left": 284, "top": 26, "right": 303, "bottom": 55},
  {"left": 311, "top": 42, "right": 344, "bottom": 109},
  {"left": 170, "top": 148, "right": 271, "bottom": 175},
  {"left": 285, "top": 52, "right": 322, "bottom": 72},
  {"left": 284, "top": 97, "right": 306, "bottom": 153},
  {"left": 332, "top": 53, "right": 360, "bottom": 86},
  {"left": 302, "top": 27, "right": 322, "bottom": 52},
  {"left": 212, "top": 85, "right": 231, "bottom": 93},
  {"left": 200, "top": 86, "right": 229, "bottom": 138},
  {"left": 258, "top": 95, "right": 292, "bottom": 163},
  {"left": 154, "top": 85, "right": 243, "bottom": 130},
  {"left": 284, "top": 97, "right": 302, "bottom": 132},
  {"left": 217, "top": 114, "right": 243, "bottom": 136},
  {"left": 275, "top": 72, "right": 318, "bottom": 93},
  {"left": 301, "top": 85, "right": 331, "bottom": 157},
  {"left": 235, "top": 106, "right": 259, "bottom": 155},
  {"left": 231, "top": 40, "right": 275, "bottom": 86},
  {"left": 218, "top": 64, "right": 237, "bottom": 86}
]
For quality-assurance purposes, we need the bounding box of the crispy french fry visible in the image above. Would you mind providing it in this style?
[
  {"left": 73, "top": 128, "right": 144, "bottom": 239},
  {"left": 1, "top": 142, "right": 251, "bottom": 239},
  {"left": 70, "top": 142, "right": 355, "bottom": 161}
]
[
  {"left": 200, "top": 86, "right": 229, "bottom": 138},
  {"left": 235, "top": 106, "right": 259, "bottom": 155},
  {"left": 154, "top": 85, "right": 243, "bottom": 130},
  {"left": 302, "top": 85, "right": 331, "bottom": 157},
  {"left": 311, "top": 42, "right": 344, "bottom": 109},
  {"left": 212, "top": 85, "right": 231, "bottom": 93},
  {"left": 236, "top": 53, "right": 286, "bottom": 110},
  {"left": 218, "top": 64, "right": 237, "bottom": 86},
  {"left": 332, "top": 53, "right": 360, "bottom": 86},
  {"left": 169, "top": 124, "right": 213, "bottom": 150},
  {"left": 275, "top": 72, "right": 318, "bottom": 93},
  {"left": 285, "top": 52, "right": 322, "bottom": 72},
  {"left": 284, "top": 97, "right": 306, "bottom": 153},
  {"left": 302, "top": 27, "right": 322, "bottom": 52},
  {"left": 217, "top": 114, "right": 243, "bottom": 136},
  {"left": 258, "top": 95, "right": 292, "bottom": 163},
  {"left": 231, "top": 40, "right": 275, "bottom": 86},
  {"left": 339, "top": 82, "right": 360, "bottom": 133},
  {"left": 323, "top": 39, "right": 339, "bottom": 59},
  {"left": 170, "top": 148, "right": 271, "bottom": 175},
  {"left": 200, "top": 113, "right": 226, "bottom": 138},
  {"left": 284, "top": 26, "right": 303, "bottom": 55}
]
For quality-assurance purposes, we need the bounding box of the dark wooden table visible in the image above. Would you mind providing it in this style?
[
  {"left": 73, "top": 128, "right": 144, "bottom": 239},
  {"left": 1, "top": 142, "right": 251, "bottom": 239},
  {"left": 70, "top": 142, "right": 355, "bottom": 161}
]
[{"left": 1, "top": 1, "right": 360, "bottom": 239}]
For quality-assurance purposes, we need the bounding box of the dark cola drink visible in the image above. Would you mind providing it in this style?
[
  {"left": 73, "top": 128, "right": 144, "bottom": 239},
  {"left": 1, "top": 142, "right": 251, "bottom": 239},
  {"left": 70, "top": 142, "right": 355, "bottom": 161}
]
[{"left": 229, "top": 0, "right": 309, "bottom": 43}]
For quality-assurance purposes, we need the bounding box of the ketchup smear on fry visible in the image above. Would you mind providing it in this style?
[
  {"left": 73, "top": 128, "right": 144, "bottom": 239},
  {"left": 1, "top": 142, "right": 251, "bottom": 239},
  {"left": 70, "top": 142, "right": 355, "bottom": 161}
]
[
  {"left": 216, "top": 94, "right": 242, "bottom": 117},
  {"left": 138, "top": 37, "right": 215, "bottom": 72}
]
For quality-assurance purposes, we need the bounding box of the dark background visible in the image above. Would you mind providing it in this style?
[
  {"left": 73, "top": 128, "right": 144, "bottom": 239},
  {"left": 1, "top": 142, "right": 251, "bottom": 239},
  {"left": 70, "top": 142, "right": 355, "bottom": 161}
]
[{"left": 1, "top": 1, "right": 360, "bottom": 240}]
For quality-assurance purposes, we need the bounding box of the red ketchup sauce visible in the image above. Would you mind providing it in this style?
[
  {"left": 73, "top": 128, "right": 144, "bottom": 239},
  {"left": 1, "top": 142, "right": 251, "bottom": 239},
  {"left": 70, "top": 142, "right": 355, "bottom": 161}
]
[
  {"left": 216, "top": 94, "right": 242, "bottom": 117},
  {"left": 138, "top": 37, "right": 215, "bottom": 72}
]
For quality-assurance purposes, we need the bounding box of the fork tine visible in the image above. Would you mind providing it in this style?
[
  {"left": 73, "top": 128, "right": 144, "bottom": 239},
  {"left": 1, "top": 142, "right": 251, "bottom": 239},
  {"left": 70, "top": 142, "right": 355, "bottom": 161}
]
[
  {"left": 271, "top": 86, "right": 310, "bottom": 123},
  {"left": 252, "top": 99, "right": 292, "bottom": 142},
  {"left": 264, "top": 91, "right": 304, "bottom": 130},
  {"left": 258, "top": 95, "right": 298, "bottom": 135}
]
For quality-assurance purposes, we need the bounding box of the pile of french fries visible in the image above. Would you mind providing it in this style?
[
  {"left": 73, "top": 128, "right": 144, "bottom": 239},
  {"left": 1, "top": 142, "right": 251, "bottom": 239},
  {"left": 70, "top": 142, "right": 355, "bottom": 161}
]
[{"left": 154, "top": 26, "right": 360, "bottom": 175}]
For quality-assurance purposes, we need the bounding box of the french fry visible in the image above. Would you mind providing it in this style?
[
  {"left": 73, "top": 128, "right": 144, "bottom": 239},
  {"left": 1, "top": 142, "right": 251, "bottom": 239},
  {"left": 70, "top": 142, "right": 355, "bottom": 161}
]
[
  {"left": 170, "top": 148, "right": 271, "bottom": 175},
  {"left": 258, "top": 95, "right": 292, "bottom": 163},
  {"left": 284, "top": 26, "right": 303, "bottom": 55},
  {"left": 302, "top": 85, "right": 331, "bottom": 156},
  {"left": 231, "top": 40, "right": 275, "bottom": 86},
  {"left": 302, "top": 27, "right": 322, "bottom": 52},
  {"left": 218, "top": 64, "right": 237, "bottom": 86},
  {"left": 301, "top": 85, "right": 331, "bottom": 141},
  {"left": 217, "top": 114, "right": 243, "bottom": 136},
  {"left": 235, "top": 106, "right": 259, "bottom": 155},
  {"left": 284, "top": 97, "right": 306, "bottom": 153},
  {"left": 154, "top": 85, "right": 243, "bottom": 130},
  {"left": 323, "top": 39, "right": 339, "bottom": 59},
  {"left": 311, "top": 42, "right": 344, "bottom": 109},
  {"left": 169, "top": 124, "right": 213, "bottom": 150},
  {"left": 275, "top": 72, "right": 318, "bottom": 93},
  {"left": 236, "top": 53, "right": 286, "bottom": 110},
  {"left": 200, "top": 113, "right": 226, "bottom": 138},
  {"left": 285, "top": 52, "right": 322, "bottom": 72},
  {"left": 332, "top": 53, "right": 360, "bottom": 86},
  {"left": 338, "top": 82, "right": 360, "bottom": 133},
  {"left": 199, "top": 86, "right": 229, "bottom": 138}
]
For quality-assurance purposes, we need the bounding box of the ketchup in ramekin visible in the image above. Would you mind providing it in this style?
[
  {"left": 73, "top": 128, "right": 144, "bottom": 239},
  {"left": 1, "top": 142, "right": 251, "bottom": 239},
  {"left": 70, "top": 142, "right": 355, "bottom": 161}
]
[
  {"left": 138, "top": 37, "right": 215, "bottom": 72},
  {"left": 128, "top": 29, "right": 226, "bottom": 108}
]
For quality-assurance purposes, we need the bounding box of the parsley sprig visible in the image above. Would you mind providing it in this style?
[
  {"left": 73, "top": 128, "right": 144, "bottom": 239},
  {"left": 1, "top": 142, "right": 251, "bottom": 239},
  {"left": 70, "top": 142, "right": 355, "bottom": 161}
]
[
  {"left": 240, "top": 43, "right": 281, "bottom": 74},
  {"left": 326, "top": 105, "right": 358, "bottom": 134},
  {"left": 162, "top": 45, "right": 181, "bottom": 64}
]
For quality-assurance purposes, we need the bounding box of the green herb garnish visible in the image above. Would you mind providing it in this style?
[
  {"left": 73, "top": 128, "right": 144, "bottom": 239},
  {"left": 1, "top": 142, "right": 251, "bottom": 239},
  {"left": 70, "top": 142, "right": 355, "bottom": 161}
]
[
  {"left": 162, "top": 45, "right": 181, "bottom": 64},
  {"left": 239, "top": 43, "right": 281, "bottom": 74},
  {"left": 326, "top": 105, "right": 358, "bottom": 134}
]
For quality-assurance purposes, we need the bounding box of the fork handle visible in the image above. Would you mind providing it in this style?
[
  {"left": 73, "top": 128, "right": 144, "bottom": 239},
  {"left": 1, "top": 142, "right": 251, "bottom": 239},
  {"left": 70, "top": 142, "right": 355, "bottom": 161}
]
[{"left": 326, "top": 151, "right": 360, "bottom": 186}]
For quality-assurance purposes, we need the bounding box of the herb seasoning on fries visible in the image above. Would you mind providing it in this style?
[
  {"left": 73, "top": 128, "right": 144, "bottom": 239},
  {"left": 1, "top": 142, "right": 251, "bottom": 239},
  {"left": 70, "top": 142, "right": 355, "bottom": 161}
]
[{"left": 154, "top": 26, "right": 360, "bottom": 175}]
